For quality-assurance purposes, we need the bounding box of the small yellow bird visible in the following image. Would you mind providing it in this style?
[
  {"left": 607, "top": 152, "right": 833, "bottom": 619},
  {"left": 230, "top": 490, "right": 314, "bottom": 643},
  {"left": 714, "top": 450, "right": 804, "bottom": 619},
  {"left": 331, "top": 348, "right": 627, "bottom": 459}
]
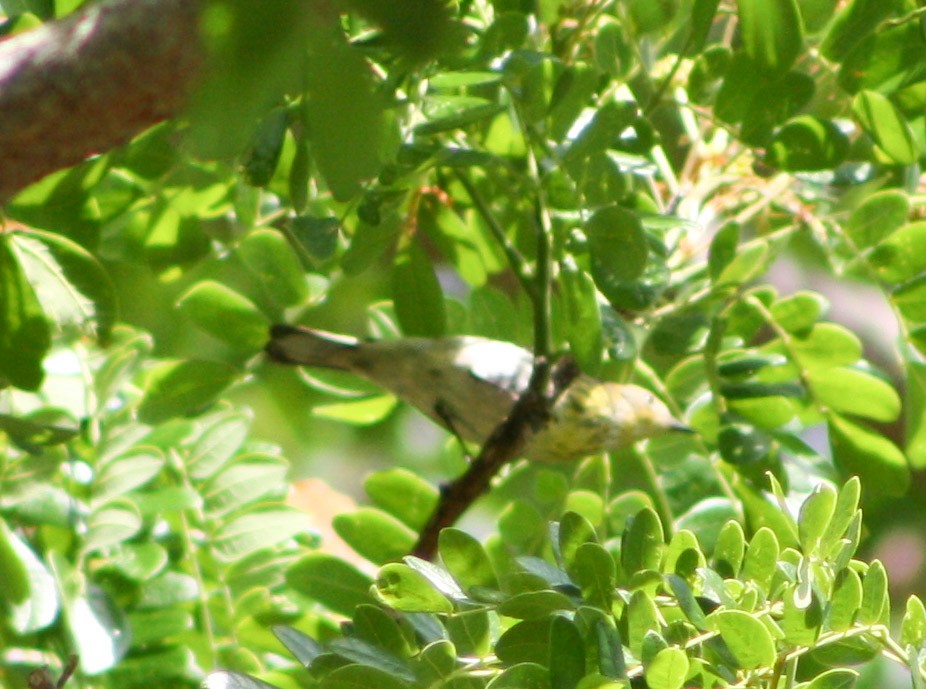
[{"left": 266, "top": 325, "right": 691, "bottom": 462}]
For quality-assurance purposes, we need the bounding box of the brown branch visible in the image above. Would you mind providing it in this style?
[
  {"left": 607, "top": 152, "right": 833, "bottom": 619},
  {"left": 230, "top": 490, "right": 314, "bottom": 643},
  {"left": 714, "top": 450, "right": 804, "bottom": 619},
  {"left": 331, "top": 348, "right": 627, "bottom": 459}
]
[
  {"left": 0, "top": 0, "right": 205, "bottom": 202},
  {"left": 411, "top": 387, "right": 547, "bottom": 560},
  {"left": 411, "top": 357, "right": 580, "bottom": 560}
]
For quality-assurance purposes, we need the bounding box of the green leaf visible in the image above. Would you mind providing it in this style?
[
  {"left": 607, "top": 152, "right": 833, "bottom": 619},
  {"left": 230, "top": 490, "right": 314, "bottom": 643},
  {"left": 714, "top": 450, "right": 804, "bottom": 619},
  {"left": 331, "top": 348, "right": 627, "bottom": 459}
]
[
  {"left": 857, "top": 560, "right": 889, "bottom": 626},
  {"left": 561, "top": 263, "right": 603, "bottom": 373},
  {"left": 869, "top": 222, "right": 926, "bottom": 285},
  {"left": 821, "top": 0, "right": 899, "bottom": 61},
  {"left": 353, "top": 604, "right": 415, "bottom": 659},
  {"left": 827, "top": 413, "right": 910, "bottom": 496},
  {"left": 797, "top": 483, "right": 836, "bottom": 555},
  {"left": 690, "top": 0, "right": 720, "bottom": 52},
  {"left": 769, "top": 291, "right": 826, "bottom": 333},
  {"left": 807, "top": 368, "right": 900, "bottom": 422},
  {"left": 714, "top": 241, "right": 769, "bottom": 288},
  {"left": 592, "top": 619, "right": 626, "bottom": 679},
  {"left": 767, "top": 116, "right": 849, "bottom": 171},
  {"left": 411, "top": 639, "right": 457, "bottom": 684},
  {"left": 586, "top": 206, "right": 648, "bottom": 284},
  {"left": 93, "top": 447, "right": 165, "bottom": 507},
  {"left": 187, "top": 410, "right": 251, "bottom": 480},
  {"left": 364, "top": 469, "right": 439, "bottom": 531},
  {"left": 787, "top": 323, "right": 862, "bottom": 369},
  {"left": 496, "top": 618, "right": 555, "bottom": 666},
  {"left": 202, "top": 456, "right": 288, "bottom": 517},
  {"left": 415, "top": 97, "right": 504, "bottom": 136},
  {"left": 664, "top": 530, "right": 704, "bottom": 577},
  {"left": 892, "top": 274, "right": 926, "bottom": 322},
  {"left": 665, "top": 574, "right": 708, "bottom": 631},
  {"left": 742, "top": 527, "right": 779, "bottom": 592},
  {"left": 320, "top": 664, "right": 412, "bottom": 689},
  {"left": 211, "top": 508, "right": 312, "bottom": 562},
  {"left": 11, "top": 228, "right": 117, "bottom": 343},
  {"left": 645, "top": 647, "right": 689, "bottom": 689},
  {"left": 559, "top": 511, "right": 598, "bottom": 569},
  {"left": 803, "top": 668, "right": 859, "bottom": 689},
  {"left": 735, "top": 0, "right": 803, "bottom": 74},
  {"left": 489, "top": 663, "right": 550, "bottom": 689},
  {"left": 564, "top": 101, "right": 637, "bottom": 165},
  {"left": 374, "top": 563, "right": 453, "bottom": 613},
  {"left": 176, "top": 281, "right": 268, "bottom": 350},
  {"left": 711, "top": 520, "right": 745, "bottom": 577},
  {"left": 101, "top": 543, "right": 169, "bottom": 582},
  {"left": 709, "top": 609, "right": 776, "bottom": 669},
  {"left": 571, "top": 543, "right": 616, "bottom": 609},
  {"left": 85, "top": 500, "right": 143, "bottom": 552},
  {"left": 328, "top": 636, "right": 415, "bottom": 682},
  {"left": 0, "top": 520, "right": 29, "bottom": 606},
  {"left": 291, "top": 214, "right": 340, "bottom": 264},
  {"left": 237, "top": 228, "right": 310, "bottom": 307},
  {"left": 852, "top": 91, "right": 919, "bottom": 165},
  {"left": 418, "top": 194, "right": 489, "bottom": 288},
  {"left": 594, "top": 18, "right": 634, "bottom": 78},
  {"left": 289, "top": 133, "right": 310, "bottom": 214},
  {"left": 675, "top": 499, "right": 740, "bottom": 554},
  {"left": 334, "top": 508, "right": 416, "bottom": 565},
  {"left": 313, "top": 394, "right": 399, "bottom": 425},
  {"left": 186, "top": 0, "right": 312, "bottom": 157},
  {"left": 498, "top": 590, "right": 576, "bottom": 620},
  {"left": 901, "top": 595, "right": 926, "bottom": 649},
  {"left": 780, "top": 584, "right": 823, "bottom": 645},
  {"left": 905, "top": 362, "right": 926, "bottom": 469},
  {"left": 838, "top": 22, "right": 926, "bottom": 94},
  {"left": 844, "top": 190, "right": 909, "bottom": 250},
  {"left": 549, "top": 616, "right": 585, "bottom": 689},
  {"left": 720, "top": 382, "right": 803, "bottom": 400},
  {"left": 127, "top": 608, "right": 194, "bottom": 645},
  {"left": 272, "top": 625, "right": 324, "bottom": 667},
  {"left": 393, "top": 240, "right": 446, "bottom": 337},
  {"left": 548, "top": 63, "right": 599, "bottom": 141},
  {"left": 641, "top": 631, "right": 668, "bottom": 668},
  {"left": 827, "top": 567, "right": 863, "bottom": 632},
  {"left": 446, "top": 607, "right": 491, "bottom": 655},
  {"left": 0, "top": 412, "right": 79, "bottom": 451},
  {"left": 708, "top": 222, "right": 739, "bottom": 282},
  {"left": 439, "top": 528, "right": 499, "bottom": 593},
  {"left": 717, "top": 422, "right": 774, "bottom": 466},
  {"left": 242, "top": 106, "right": 289, "bottom": 187},
  {"left": 136, "top": 571, "right": 198, "bottom": 608},
  {"left": 287, "top": 554, "right": 373, "bottom": 617},
  {"left": 627, "top": 590, "right": 661, "bottom": 656},
  {"left": 139, "top": 360, "right": 240, "bottom": 424},
  {"left": 0, "top": 234, "right": 49, "bottom": 390},
  {"left": 57, "top": 571, "right": 131, "bottom": 674},
  {"left": 820, "top": 477, "right": 861, "bottom": 556},
  {"left": 304, "top": 27, "right": 390, "bottom": 199},
  {"left": 621, "top": 507, "right": 665, "bottom": 575}
]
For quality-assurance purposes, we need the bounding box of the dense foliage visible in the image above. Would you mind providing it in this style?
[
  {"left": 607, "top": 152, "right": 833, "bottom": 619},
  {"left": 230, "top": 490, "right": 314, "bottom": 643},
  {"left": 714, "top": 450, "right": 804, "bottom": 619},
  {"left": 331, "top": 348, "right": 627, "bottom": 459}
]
[{"left": 1, "top": 1, "right": 926, "bottom": 688}]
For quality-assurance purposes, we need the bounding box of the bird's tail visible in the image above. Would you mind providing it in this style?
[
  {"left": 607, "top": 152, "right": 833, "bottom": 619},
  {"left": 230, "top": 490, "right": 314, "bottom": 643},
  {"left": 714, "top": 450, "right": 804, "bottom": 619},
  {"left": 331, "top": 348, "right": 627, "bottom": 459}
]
[{"left": 265, "top": 325, "right": 360, "bottom": 370}]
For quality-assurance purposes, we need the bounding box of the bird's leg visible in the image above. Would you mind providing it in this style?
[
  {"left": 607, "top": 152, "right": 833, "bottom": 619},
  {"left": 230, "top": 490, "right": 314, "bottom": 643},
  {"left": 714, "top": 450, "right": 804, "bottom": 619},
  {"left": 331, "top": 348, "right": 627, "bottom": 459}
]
[{"left": 434, "top": 399, "right": 474, "bottom": 462}]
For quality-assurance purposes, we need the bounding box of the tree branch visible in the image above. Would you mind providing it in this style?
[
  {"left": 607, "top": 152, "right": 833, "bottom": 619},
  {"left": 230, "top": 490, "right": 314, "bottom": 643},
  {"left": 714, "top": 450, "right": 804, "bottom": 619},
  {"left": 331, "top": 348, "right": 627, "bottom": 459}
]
[{"left": 0, "top": 0, "right": 204, "bottom": 202}]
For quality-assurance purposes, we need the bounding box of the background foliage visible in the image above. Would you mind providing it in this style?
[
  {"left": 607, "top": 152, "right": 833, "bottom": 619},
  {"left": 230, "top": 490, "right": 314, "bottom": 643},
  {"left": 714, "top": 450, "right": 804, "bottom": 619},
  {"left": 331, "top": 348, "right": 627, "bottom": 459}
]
[{"left": 1, "top": 0, "right": 926, "bottom": 688}]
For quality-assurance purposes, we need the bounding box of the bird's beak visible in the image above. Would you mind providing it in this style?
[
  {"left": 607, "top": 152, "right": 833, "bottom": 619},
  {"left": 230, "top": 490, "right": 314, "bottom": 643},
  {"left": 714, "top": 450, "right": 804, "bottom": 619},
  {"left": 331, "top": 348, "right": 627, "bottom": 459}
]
[{"left": 670, "top": 421, "right": 696, "bottom": 434}]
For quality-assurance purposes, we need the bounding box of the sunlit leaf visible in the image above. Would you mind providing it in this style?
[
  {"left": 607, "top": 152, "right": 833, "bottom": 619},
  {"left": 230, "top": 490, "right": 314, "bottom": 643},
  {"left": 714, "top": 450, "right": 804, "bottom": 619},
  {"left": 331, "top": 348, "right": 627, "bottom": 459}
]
[
  {"left": 0, "top": 234, "right": 49, "bottom": 390},
  {"left": 138, "top": 360, "right": 240, "bottom": 424}
]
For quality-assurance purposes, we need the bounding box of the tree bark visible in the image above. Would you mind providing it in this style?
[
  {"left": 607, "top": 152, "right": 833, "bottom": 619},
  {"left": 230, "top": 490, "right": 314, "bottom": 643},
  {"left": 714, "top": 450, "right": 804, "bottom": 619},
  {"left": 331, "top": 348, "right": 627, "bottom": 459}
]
[{"left": 0, "top": 0, "right": 204, "bottom": 202}]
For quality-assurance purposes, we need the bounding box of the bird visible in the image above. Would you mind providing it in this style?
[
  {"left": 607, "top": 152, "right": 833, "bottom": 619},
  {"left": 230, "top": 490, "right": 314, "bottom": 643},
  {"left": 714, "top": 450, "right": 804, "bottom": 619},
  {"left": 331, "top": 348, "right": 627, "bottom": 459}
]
[{"left": 265, "top": 324, "right": 691, "bottom": 463}]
